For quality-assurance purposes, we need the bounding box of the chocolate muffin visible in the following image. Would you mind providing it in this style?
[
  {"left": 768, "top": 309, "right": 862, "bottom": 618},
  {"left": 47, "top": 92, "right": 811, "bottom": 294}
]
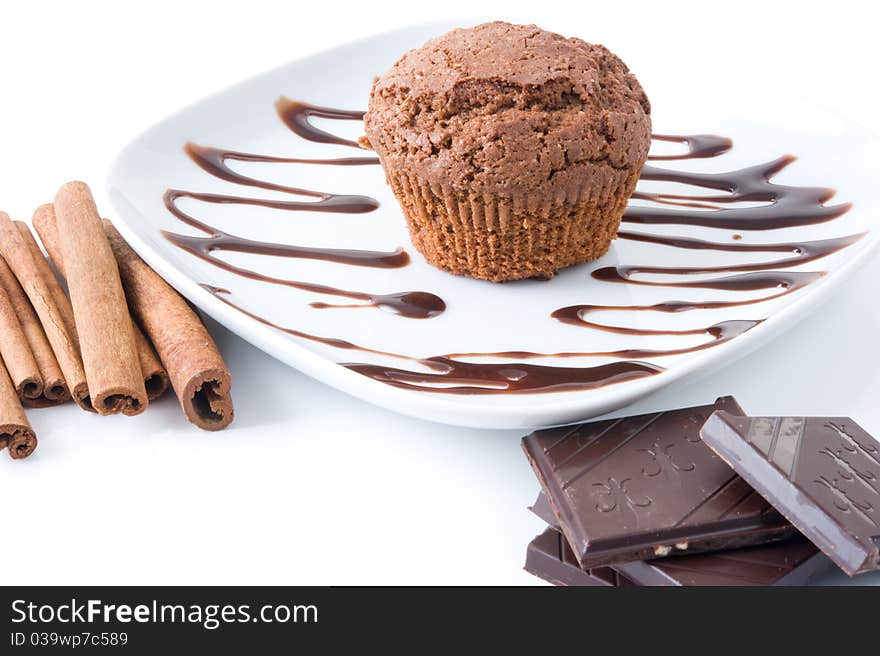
[{"left": 364, "top": 21, "right": 651, "bottom": 282}]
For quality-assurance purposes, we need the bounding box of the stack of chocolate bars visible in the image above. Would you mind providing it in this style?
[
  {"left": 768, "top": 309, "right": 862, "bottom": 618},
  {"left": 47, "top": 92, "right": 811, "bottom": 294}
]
[{"left": 522, "top": 397, "right": 880, "bottom": 586}]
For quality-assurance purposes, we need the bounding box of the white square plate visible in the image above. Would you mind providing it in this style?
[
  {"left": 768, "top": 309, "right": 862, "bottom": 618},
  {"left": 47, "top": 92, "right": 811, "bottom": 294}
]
[{"left": 107, "top": 21, "right": 879, "bottom": 429}]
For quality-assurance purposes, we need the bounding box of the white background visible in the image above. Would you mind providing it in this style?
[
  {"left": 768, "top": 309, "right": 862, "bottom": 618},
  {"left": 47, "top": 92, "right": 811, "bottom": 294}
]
[{"left": 1, "top": 0, "right": 878, "bottom": 585}]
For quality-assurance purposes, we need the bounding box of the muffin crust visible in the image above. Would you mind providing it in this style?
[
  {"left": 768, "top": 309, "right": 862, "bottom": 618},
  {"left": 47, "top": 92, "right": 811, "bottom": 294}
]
[{"left": 365, "top": 22, "right": 652, "bottom": 281}]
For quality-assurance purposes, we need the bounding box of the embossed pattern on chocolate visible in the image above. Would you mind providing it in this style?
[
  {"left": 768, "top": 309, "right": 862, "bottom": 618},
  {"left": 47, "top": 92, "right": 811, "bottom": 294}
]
[
  {"left": 522, "top": 397, "right": 797, "bottom": 568},
  {"left": 701, "top": 412, "right": 880, "bottom": 575}
]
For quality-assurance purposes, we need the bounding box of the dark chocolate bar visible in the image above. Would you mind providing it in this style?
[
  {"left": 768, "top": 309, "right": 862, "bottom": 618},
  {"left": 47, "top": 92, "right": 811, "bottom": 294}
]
[
  {"left": 525, "top": 527, "right": 830, "bottom": 586},
  {"left": 700, "top": 412, "right": 880, "bottom": 576},
  {"left": 528, "top": 490, "right": 559, "bottom": 527},
  {"left": 522, "top": 396, "right": 797, "bottom": 568},
  {"left": 525, "top": 528, "right": 636, "bottom": 587}
]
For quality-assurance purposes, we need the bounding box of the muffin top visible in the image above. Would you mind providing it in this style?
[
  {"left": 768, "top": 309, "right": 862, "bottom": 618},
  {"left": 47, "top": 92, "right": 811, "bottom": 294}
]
[{"left": 364, "top": 21, "right": 651, "bottom": 195}]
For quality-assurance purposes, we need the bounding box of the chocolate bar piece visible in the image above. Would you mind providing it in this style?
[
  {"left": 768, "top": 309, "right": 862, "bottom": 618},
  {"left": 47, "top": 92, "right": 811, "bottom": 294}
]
[
  {"left": 522, "top": 396, "right": 797, "bottom": 568},
  {"left": 528, "top": 490, "right": 560, "bottom": 527},
  {"left": 700, "top": 412, "right": 880, "bottom": 576},
  {"left": 530, "top": 492, "right": 830, "bottom": 584},
  {"left": 525, "top": 527, "right": 830, "bottom": 586},
  {"left": 525, "top": 529, "right": 636, "bottom": 587}
]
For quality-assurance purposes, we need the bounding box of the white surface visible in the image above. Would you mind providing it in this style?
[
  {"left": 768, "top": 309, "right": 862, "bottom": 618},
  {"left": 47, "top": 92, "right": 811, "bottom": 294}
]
[
  {"left": 107, "top": 20, "right": 879, "bottom": 429},
  {"left": 1, "top": 0, "right": 879, "bottom": 585}
]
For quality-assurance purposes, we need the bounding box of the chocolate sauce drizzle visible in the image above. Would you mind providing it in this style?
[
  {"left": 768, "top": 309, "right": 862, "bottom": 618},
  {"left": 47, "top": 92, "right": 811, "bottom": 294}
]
[
  {"left": 589, "top": 232, "right": 862, "bottom": 301},
  {"left": 627, "top": 156, "right": 851, "bottom": 229},
  {"left": 447, "top": 319, "right": 760, "bottom": 360},
  {"left": 344, "top": 359, "right": 663, "bottom": 395},
  {"left": 163, "top": 190, "right": 447, "bottom": 318},
  {"left": 165, "top": 187, "right": 379, "bottom": 219},
  {"left": 591, "top": 269, "right": 824, "bottom": 293},
  {"left": 614, "top": 232, "right": 863, "bottom": 274},
  {"left": 164, "top": 101, "right": 446, "bottom": 318},
  {"left": 648, "top": 134, "right": 733, "bottom": 161},
  {"left": 164, "top": 188, "right": 402, "bottom": 267},
  {"left": 163, "top": 100, "right": 860, "bottom": 395},
  {"left": 309, "top": 292, "right": 446, "bottom": 319},
  {"left": 185, "top": 142, "right": 379, "bottom": 193},
  {"left": 205, "top": 285, "right": 661, "bottom": 394},
  {"left": 275, "top": 97, "right": 365, "bottom": 148},
  {"left": 204, "top": 284, "right": 407, "bottom": 356}
]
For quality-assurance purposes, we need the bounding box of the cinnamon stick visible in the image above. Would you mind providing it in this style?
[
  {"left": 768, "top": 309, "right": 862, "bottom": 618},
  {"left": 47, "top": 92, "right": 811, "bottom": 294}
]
[
  {"left": 15, "top": 223, "right": 78, "bottom": 340},
  {"left": 0, "top": 271, "right": 42, "bottom": 400},
  {"left": 15, "top": 224, "right": 80, "bottom": 406},
  {"left": 33, "top": 204, "right": 169, "bottom": 401},
  {"left": 0, "top": 255, "right": 68, "bottom": 406},
  {"left": 0, "top": 212, "right": 89, "bottom": 410},
  {"left": 103, "top": 221, "right": 233, "bottom": 430},
  {"left": 53, "top": 182, "right": 147, "bottom": 416},
  {"left": 17, "top": 223, "right": 86, "bottom": 405},
  {"left": 0, "top": 355, "right": 37, "bottom": 459}
]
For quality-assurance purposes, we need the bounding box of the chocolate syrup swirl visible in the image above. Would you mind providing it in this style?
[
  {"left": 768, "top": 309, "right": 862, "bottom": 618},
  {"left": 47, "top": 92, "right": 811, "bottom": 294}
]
[
  {"left": 184, "top": 142, "right": 379, "bottom": 194},
  {"left": 161, "top": 108, "right": 450, "bottom": 318},
  {"left": 591, "top": 269, "right": 824, "bottom": 292},
  {"left": 275, "top": 97, "right": 365, "bottom": 148},
  {"left": 589, "top": 231, "right": 859, "bottom": 303},
  {"left": 164, "top": 189, "right": 402, "bottom": 266},
  {"left": 204, "top": 285, "right": 406, "bottom": 356},
  {"left": 344, "top": 360, "right": 663, "bottom": 395},
  {"left": 163, "top": 190, "right": 447, "bottom": 317},
  {"left": 446, "top": 319, "right": 760, "bottom": 360},
  {"left": 205, "top": 285, "right": 661, "bottom": 394},
  {"left": 626, "top": 156, "right": 851, "bottom": 230},
  {"left": 615, "top": 232, "right": 863, "bottom": 274},
  {"left": 164, "top": 101, "right": 860, "bottom": 396},
  {"left": 648, "top": 134, "right": 733, "bottom": 161},
  {"left": 165, "top": 187, "right": 379, "bottom": 218},
  {"left": 309, "top": 292, "right": 446, "bottom": 319}
]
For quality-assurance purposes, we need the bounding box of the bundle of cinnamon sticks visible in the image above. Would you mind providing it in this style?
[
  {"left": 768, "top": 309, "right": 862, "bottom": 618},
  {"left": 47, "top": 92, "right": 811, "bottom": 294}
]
[{"left": 0, "top": 182, "right": 233, "bottom": 460}]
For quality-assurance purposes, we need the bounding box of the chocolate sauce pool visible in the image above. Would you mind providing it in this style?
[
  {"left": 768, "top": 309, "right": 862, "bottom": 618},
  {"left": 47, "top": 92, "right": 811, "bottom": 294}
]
[{"left": 162, "top": 102, "right": 859, "bottom": 395}]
